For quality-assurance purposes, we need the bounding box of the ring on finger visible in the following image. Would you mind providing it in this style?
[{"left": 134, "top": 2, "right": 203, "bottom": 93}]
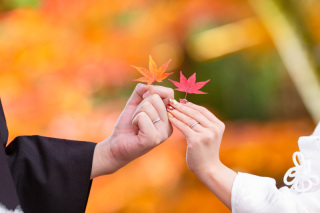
[
  {"left": 152, "top": 118, "right": 161, "bottom": 124},
  {"left": 190, "top": 121, "right": 200, "bottom": 129}
]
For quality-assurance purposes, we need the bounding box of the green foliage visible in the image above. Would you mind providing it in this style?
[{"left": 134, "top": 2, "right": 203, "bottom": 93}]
[
  {"left": 176, "top": 50, "right": 286, "bottom": 120},
  {"left": 0, "top": 0, "right": 39, "bottom": 11}
]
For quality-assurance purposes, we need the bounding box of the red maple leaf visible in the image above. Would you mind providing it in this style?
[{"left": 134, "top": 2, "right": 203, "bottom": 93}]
[
  {"left": 132, "top": 55, "right": 173, "bottom": 85},
  {"left": 169, "top": 71, "right": 210, "bottom": 100}
]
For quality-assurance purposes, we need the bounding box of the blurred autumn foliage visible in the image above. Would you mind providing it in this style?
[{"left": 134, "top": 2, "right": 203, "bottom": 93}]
[{"left": 0, "top": 0, "right": 319, "bottom": 212}]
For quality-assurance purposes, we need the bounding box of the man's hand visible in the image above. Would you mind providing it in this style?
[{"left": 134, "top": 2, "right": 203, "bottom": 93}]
[{"left": 91, "top": 84, "right": 174, "bottom": 179}]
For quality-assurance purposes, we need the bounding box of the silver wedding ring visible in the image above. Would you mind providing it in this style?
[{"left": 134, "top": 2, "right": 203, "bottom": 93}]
[
  {"left": 190, "top": 121, "right": 199, "bottom": 129},
  {"left": 152, "top": 118, "right": 161, "bottom": 124}
]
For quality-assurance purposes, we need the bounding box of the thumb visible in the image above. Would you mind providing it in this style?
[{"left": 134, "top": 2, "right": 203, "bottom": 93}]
[
  {"left": 126, "top": 83, "right": 149, "bottom": 108},
  {"left": 115, "top": 84, "right": 149, "bottom": 128}
]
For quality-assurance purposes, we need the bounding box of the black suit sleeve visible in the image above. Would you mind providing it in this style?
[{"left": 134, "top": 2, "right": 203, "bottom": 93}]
[{"left": 5, "top": 135, "right": 96, "bottom": 213}]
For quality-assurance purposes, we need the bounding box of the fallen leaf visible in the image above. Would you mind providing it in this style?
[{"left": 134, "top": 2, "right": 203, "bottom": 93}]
[
  {"left": 132, "top": 55, "right": 173, "bottom": 85},
  {"left": 169, "top": 71, "right": 210, "bottom": 99}
]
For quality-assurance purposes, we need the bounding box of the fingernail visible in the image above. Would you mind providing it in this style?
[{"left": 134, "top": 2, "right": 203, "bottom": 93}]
[
  {"left": 169, "top": 98, "right": 178, "bottom": 105},
  {"left": 167, "top": 104, "right": 174, "bottom": 110},
  {"left": 179, "top": 99, "right": 188, "bottom": 104},
  {"left": 167, "top": 112, "right": 174, "bottom": 118},
  {"left": 143, "top": 90, "right": 150, "bottom": 99}
]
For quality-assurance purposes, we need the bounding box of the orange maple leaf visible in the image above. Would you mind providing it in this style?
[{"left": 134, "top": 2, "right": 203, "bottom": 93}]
[{"left": 132, "top": 55, "right": 173, "bottom": 85}]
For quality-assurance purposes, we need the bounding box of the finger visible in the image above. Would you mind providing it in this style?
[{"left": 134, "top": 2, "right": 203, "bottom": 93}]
[
  {"left": 184, "top": 101, "right": 220, "bottom": 123},
  {"left": 126, "top": 83, "right": 149, "bottom": 108},
  {"left": 143, "top": 85, "right": 174, "bottom": 105},
  {"left": 132, "top": 112, "right": 157, "bottom": 145},
  {"left": 168, "top": 116, "right": 193, "bottom": 138},
  {"left": 167, "top": 107, "right": 204, "bottom": 132},
  {"left": 148, "top": 94, "right": 170, "bottom": 121},
  {"left": 169, "top": 99, "right": 212, "bottom": 128},
  {"left": 135, "top": 94, "right": 168, "bottom": 121},
  {"left": 132, "top": 101, "right": 161, "bottom": 126}
]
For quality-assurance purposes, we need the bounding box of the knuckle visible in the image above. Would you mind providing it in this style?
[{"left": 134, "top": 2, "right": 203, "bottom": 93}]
[
  {"left": 193, "top": 110, "right": 202, "bottom": 118},
  {"left": 150, "top": 94, "right": 161, "bottom": 102},
  {"left": 168, "top": 88, "right": 174, "bottom": 97},
  {"left": 154, "top": 132, "right": 162, "bottom": 144},
  {"left": 135, "top": 83, "right": 142, "bottom": 90},
  {"left": 159, "top": 130, "right": 167, "bottom": 141},
  {"left": 136, "top": 111, "right": 146, "bottom": 119},
  {"left": 202, "top": 131, "right": 215, "bottom": 142},
  {"left": 219, "top": 122, "right": 225, "bottom": 131},
  {"left": 210, "top": 122, "right": 225, "bottom": 134},
  {"left": 211, "top": 126, "right": 220, "bottom": 135},
  {"left": 154, "top": 136, "right": 161, "bottom": 145},
  {"left": 141, "top": 101, "right": 152, "bottom": 109},
  {"left": 148, "top": 86, "right": 155, "bottom": 94}
]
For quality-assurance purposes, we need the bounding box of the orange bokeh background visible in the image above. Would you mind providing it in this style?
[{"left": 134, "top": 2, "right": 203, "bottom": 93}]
[{"left": 0, "top": 0, "right": 319, "bottom": 212}]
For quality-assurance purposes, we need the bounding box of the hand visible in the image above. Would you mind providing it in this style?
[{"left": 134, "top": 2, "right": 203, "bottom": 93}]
[
  {"left": 91, "top": 84, "right": 174, "bottom": 178},
  {"left": 166, "top": 99, "right": 225, "bottom": 177},
  {"left": 167, "top": 99, "right": 237, "bottom": 209}
]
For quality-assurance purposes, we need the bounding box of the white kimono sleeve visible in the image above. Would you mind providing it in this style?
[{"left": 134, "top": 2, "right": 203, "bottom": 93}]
[{"left": 231, "top": 124, "right": 320, "bottom": 213}]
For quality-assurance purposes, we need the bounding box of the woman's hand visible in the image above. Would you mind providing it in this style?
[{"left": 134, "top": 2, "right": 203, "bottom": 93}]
[
  {"left": 167, "top": 99, "right": 225, "bottom": 176},
  {"left": 167, "top": 99, "right": 236, "bottom": 209}
]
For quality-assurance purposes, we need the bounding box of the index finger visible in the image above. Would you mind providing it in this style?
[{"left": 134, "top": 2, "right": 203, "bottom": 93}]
[
  {"left": 125, "top": 83, "right": 149, "bottom": 108},
  {"left": 184, "top": 102, "right": 220, "bottom": 123},
  {"left": 144, "top": 85, "right": 174, "bottom": 105}
]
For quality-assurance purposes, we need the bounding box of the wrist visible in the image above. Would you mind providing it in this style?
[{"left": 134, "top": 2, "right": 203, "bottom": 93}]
[
  {"left": 193, "top": 160, "right": 224, "bottom": 181},
  {"left": 197, "top": 162, "right": 237, "bottom": 210},
  {"left": 90, "top": 137, "right": 120, "bottom": 179}
]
